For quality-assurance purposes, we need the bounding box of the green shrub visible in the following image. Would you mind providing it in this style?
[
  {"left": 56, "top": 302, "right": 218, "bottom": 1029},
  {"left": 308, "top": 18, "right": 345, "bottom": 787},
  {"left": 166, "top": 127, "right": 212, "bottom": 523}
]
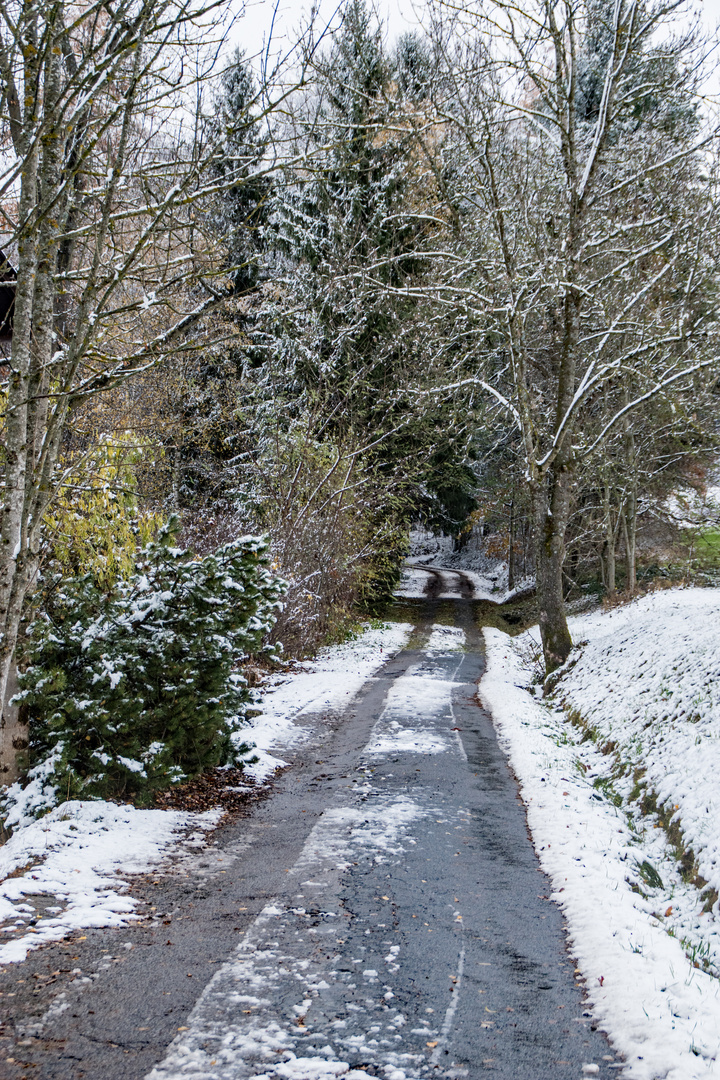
[{"left": 3, "top": 521, "right": 285, "bottom": 822}]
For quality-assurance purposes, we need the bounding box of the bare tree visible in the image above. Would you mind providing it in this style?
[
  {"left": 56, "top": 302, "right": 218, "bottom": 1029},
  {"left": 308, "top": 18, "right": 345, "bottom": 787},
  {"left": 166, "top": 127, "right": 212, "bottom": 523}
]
[
  {"left": 0, "top": 0, "right": 310, "bottom": 763},
  {"left": 425, "top": 0, "right": 720, "bottom": 671}
]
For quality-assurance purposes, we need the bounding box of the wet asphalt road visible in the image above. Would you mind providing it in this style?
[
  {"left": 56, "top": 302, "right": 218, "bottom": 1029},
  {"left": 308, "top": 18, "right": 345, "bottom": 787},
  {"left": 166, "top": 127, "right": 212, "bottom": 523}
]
[{"left": 0, "top": 589, "right": 623, "bottom": 1079}]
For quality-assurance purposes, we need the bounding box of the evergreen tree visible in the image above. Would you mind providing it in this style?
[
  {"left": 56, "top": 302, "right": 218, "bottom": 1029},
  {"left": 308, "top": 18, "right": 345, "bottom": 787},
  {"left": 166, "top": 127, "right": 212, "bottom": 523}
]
[
  {"left": 270, "top": 0, "right": 477, "bottom": 540},
  {"left": 577, "top": 0, "right": 699, "bottom": 137},
  {"left": 209, "top": 49, "right": 273, "bottom": 295},
  {"left": 5, "top": 524, "right": 284, "bottom": 816},
  {"left": 396, "top": 32, "right": 433, "bottom": 102}
]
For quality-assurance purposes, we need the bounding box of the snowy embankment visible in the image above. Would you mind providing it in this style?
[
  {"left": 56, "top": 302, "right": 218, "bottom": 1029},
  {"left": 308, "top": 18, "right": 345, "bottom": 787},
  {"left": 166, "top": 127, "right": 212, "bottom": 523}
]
[
  {"left": 481, "top": 588, "right": 720, "bottom": 1080},
  {"left": 0, "top": 621, "right": 412, "bottom": 965}
]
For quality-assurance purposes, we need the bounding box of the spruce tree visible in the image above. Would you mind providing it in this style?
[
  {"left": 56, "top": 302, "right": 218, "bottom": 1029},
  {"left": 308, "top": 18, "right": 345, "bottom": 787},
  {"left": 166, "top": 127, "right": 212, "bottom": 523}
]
[
  {"left": 269, "top": 0, "right": 477, "bottom": 542},
  {"left": 6, "top": 523, "right": 284, "bottom": 816},
  {"left": 209, "top": 49, "right": 273, "bottom": 296}
]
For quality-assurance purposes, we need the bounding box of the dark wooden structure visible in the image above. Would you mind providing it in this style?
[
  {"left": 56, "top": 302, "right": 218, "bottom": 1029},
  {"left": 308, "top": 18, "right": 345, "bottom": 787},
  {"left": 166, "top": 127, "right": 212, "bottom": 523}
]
[{"left": 0, "top": 249, "right": 16, "bottom": 341}]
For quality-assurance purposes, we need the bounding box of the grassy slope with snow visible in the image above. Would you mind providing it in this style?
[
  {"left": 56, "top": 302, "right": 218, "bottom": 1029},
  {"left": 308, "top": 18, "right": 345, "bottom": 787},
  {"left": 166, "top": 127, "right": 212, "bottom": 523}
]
[
  {"left": 561, "top": 589, "right": 720, "bottom": 913},
  {"left": 481, "top": 588, "right": 720, "bottom": 1080}
]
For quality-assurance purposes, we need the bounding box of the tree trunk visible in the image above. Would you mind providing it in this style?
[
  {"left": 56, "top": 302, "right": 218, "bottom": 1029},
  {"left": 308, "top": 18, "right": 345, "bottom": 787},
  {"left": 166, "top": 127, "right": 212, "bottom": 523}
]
[
  {"left": 533, "top": 469, "right": 573, "bottom": 675},
  {"left": 606, "top": 539, "right": 616, "bottom": 595},
  {"left": 603, "top": 484, "right": 616, "bottom": 595},
  {"left": 622, "top": 417, "right": 638, "bottom": 595},
  {"left": 172, "top": 446, "right": 183, "bottom": 512},
  {"left": 507, "top": 497, "right": 516, "bottom": 591},
  {"left": 622, "top": 494, "right": 637, "bottom": 594},
  {"left": 0, "top": 660, "right": 27, "bottom": 785}
]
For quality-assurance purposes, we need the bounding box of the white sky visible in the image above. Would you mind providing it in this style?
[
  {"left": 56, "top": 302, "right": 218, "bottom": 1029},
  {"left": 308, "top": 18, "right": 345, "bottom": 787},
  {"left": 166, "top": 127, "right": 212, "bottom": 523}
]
[
  {"left": 702, "top": 0, "right": 720, "bottom": 31},
  {"left": 229, "top": 0, "right": 720, "bottom": 99},
  {"left": 229, "top": 0, "right": 425, "bottom": 63}
]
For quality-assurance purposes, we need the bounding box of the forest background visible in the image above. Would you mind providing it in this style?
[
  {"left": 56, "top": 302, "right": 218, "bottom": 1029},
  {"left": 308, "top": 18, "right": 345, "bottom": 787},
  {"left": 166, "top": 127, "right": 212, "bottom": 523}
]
[{"left": 0, "top": 0, "right": 719, "bottom": 812}]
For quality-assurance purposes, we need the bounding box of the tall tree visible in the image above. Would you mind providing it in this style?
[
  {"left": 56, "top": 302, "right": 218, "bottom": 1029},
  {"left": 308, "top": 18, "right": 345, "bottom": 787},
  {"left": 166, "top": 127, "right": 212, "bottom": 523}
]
[
  {"left": 208, "top": 49, "right": 273, "bottom": 296},
  {"left": 270, "top": 0, "right": 477, "bottom": 535},
  {"left": 428, "top": 0, "right": 719, "bottom": 671},
  {"left": 0, "top": 0, "right": 307, "bottom": 754}
]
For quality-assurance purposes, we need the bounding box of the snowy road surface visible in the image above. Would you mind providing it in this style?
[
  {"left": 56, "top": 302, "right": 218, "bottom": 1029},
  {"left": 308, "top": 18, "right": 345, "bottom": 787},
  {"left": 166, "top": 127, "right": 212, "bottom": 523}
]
[{"left": 0, "top": 594, "right": 619, "bottom": 1078}]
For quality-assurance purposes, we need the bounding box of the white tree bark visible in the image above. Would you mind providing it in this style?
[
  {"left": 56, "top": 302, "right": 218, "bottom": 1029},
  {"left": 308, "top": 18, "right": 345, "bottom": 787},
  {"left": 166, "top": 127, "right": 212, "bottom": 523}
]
[{"left": 0, "top": 0, "right": 313, "bottom": 763}]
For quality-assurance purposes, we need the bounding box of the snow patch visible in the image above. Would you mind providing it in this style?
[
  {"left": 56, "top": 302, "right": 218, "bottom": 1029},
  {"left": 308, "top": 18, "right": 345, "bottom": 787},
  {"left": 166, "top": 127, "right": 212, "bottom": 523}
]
[
  {"left": 0, "top": 801, "right": 219, "bottom": 963},
  {"left": 365, "top": 722, "right": 449, "bottom": 756},
  {"left": 481, "top": 591, "right": 720, "bottom": 1080},
  {"left": 146, "top": 795, "right": 427, "bottom": 1079},
  {"left": 425, "top": 625, "right": 465, "bottom": 653},
  {"left": 363, "top": 657, "right": 463, "bottom": 761},
  {"left": 394, "top": 567, "right": 429, "bottom": 599}
]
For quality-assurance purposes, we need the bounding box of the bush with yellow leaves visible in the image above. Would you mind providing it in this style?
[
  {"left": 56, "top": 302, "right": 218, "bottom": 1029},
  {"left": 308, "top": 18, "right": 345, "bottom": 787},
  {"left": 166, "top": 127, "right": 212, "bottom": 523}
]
[{"left": 45, "top": 433, "right": 164, "bottom": 589}]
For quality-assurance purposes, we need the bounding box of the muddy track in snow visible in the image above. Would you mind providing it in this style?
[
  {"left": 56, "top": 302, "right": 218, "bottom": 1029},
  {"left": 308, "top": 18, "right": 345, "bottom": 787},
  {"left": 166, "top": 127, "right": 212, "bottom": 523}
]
[{"left": 413, "top": 566, "right": 476, "bottom": 601}]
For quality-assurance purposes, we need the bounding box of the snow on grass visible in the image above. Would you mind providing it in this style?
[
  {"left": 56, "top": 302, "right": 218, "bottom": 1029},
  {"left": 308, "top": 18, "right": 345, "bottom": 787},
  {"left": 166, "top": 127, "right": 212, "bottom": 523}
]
[
  {"left": 244, "top": 621, "right": 412, "bottom": 782},
  {"left": 562, "top": 589, "right": 720, "bottom": 914},
  {"left": 481, "top": 587, "right": 720, "bottom": 1080},
  {"left": 0, "top": 800, "right": 220, "bottom": 964}
]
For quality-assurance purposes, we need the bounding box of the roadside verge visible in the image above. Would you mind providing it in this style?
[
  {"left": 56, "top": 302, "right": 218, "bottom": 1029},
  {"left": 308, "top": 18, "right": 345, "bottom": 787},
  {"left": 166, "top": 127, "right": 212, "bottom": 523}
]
[{"left": 480, "top": 589, "right": 720, "bottom": 1080}]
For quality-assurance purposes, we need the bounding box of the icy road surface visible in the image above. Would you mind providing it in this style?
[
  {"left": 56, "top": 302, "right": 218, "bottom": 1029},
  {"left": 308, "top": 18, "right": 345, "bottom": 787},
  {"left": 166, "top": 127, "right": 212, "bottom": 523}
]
[{"left": 0, "top": 592, "right": 619, "bottom": 1079}]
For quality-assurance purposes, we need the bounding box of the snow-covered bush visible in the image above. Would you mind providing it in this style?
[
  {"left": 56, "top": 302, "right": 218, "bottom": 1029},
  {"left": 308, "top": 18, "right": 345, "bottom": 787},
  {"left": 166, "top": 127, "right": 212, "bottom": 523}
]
[{"left": 3, "top": 521, "right": 285, "bottom": 822}]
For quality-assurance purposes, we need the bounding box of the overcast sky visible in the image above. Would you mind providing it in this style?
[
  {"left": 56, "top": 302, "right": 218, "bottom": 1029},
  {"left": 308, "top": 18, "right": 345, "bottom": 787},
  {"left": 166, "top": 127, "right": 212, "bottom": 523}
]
[
  {"left": 229, "top": 0, "right": 720, "bottom": 97},
  {"left": 228, "top": 0, "right": 423, "bottom": 63}
]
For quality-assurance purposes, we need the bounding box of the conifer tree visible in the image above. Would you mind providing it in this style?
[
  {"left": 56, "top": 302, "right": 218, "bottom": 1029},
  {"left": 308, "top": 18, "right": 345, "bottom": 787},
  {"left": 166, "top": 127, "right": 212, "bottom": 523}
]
[
  {"left": 209, "top": 50, "right": 274, "bottom": 296},
  {"left": 270, "top": 0, "right": 477, "bottom": 537},
  {"left": 6, "top": 524, "right": 284, "bottom": 816}
]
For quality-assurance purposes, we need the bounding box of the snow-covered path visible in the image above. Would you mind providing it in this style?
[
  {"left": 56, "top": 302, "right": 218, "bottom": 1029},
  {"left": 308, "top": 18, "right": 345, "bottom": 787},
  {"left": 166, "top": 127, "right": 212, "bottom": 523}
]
[
  {"left": 141, "top": 608, "right": 615, "bottom": 1080},
  {"left": 145, "top": 642, "right": 470, "bottom": 1080},
  {"left": 395, "top": 563, "right": 498, "bottom": 602},
  {"left": 0, "top": 600, "right": 617, "bottom": 1079}
]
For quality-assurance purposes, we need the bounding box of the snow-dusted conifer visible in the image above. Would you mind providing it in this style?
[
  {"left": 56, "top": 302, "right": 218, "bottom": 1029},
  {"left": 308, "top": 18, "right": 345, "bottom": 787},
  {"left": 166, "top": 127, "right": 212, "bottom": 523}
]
[
  {"left": 7, "top": 523, "right": 284, "bottom": 814},
  {"left": 209, "top": 50, "right": 273, "bottom": 296},
  {"left": 269, "top": 0, "right": 477, "bottom": 539}
]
